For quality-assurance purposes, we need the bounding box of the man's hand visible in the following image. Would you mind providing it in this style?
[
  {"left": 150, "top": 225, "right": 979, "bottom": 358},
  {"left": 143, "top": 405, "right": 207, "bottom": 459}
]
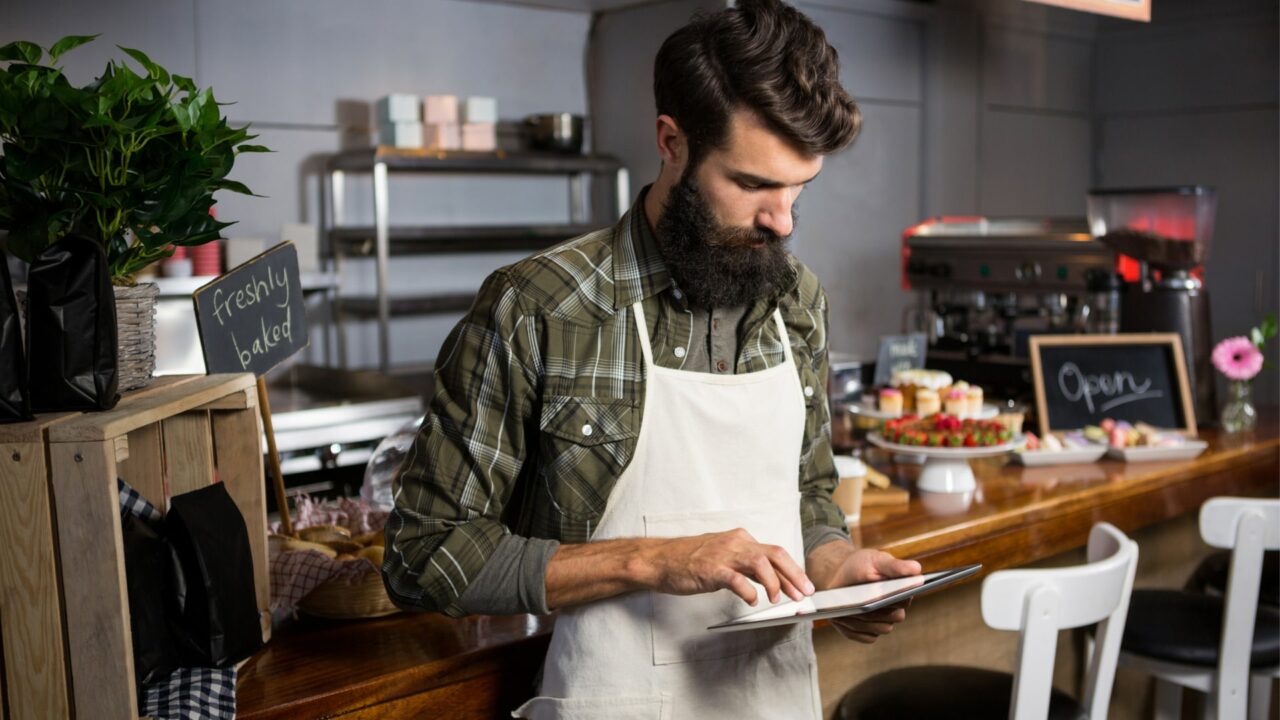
[
  {"left": 640, "top": 528, "right": 815, "bottom": 606},
  {"left": 544, "top": 530, "right": 815, "bottom": 610},
  {"left": 805, "top": 541, "right": 921, "bottom": 644}
]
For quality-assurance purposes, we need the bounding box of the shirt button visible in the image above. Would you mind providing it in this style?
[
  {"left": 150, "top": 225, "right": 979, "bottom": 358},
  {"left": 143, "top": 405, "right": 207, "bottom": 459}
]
[
  {"left": 716, "top": 359, "right": 728, "bottom": 373},
  {"left": 804, "top": 385, "right": 815, "bottom": 398},
  {"left": 582, "top": 423, "right": 593, "bottom": 437},
  {"left": 674, "top": 346, "right": 686, "bottom": 358},
  {"left": 712, "top": 318, "right": 720, "bottom": 332}
]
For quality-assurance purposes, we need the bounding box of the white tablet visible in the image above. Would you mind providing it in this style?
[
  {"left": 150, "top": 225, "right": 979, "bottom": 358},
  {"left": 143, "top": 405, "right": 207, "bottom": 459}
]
[{"left": 707, "top": 563, "right": 982, "bottom": 633}]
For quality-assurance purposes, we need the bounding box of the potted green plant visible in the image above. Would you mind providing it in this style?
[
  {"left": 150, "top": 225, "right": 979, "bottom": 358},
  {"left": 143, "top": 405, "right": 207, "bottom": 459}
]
[{"left": 0, "top": 34, "right": 267, "bottom": 390}]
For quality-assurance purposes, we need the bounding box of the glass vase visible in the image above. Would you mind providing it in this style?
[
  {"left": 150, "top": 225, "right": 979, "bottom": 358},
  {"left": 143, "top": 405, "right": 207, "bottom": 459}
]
[{"left": 1219, "top": 380, "right": 1257, "bottom": 434}]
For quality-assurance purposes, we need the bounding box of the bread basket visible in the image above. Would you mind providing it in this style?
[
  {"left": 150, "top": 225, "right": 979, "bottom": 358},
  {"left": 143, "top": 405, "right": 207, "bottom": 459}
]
[{"left": 297, "top": 563, "right": 399, "bottom": 619}]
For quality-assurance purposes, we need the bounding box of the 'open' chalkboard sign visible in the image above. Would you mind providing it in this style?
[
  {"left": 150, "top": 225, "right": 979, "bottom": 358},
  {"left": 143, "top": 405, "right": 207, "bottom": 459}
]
[
  {"left": 193, "top": 242, "right": 309, "bottom": 376},
  {"left": 1029, "top": 333, "right": 1196, "bottom": 437}
]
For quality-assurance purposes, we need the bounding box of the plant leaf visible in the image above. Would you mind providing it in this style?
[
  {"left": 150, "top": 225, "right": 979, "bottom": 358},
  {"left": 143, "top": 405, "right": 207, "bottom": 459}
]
[
  {"left": 48, "top": 34, "right": 98, "bottom": 62},
  {"left": 0, "top": 41, "right": 43, "bottom": 64},
  {"left": 236, "top": 144, "right": 271, "bottom": 153},
  {"left": 119, "top": 46, "right": 156, "bottom": 73},
  {"left": 210, "top": 178, "right": 254, "bottom": 195}
]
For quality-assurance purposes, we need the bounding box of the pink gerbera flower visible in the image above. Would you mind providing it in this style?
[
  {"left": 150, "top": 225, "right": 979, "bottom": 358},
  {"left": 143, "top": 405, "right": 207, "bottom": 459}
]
[{"left": 1212, "top": 336, "right": 1264, "bottom": 381}]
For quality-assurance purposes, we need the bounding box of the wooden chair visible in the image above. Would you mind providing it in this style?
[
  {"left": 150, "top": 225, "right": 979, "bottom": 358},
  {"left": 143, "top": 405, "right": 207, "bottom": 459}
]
[
  {"left": 1119, "top": 497, "right": 1280, "bottom": 720},
  {"left": 837, "top": 522, "right": 1138, "bottom": 720}
]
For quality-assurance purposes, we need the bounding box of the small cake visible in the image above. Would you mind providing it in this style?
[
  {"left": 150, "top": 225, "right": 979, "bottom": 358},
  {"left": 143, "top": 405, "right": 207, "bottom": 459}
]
[
  {"left": 915, "top": 388, "right": 941, "bottom": 416},
  {"left": 878, "top": 388, "right": 903, "bottom": 416},
  {"left": 890, "top": 369, "right": 953, "bottom": 411},
  {"left": 994, "top": 412, "right": 1025, "bottom": 435},
  {"left": 943, "top": 388, "right": 968, "bottom": 417},
  {"left": 966, "top": 387, "right": 984, "bottom": 417}
]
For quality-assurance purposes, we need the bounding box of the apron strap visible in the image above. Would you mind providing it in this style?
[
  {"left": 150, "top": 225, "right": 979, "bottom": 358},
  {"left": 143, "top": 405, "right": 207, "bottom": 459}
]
[
  {"left": 772, "top": 308, "right": 795, "bottom": 366},
  {"left": 631, "top": 301, "right": 655, "bottom": 367}
]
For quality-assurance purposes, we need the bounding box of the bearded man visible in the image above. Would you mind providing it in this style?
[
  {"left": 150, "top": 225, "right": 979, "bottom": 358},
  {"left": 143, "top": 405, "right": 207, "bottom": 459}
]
[{"left": 384, "top": 1, "right": 921, "bottom": 716}]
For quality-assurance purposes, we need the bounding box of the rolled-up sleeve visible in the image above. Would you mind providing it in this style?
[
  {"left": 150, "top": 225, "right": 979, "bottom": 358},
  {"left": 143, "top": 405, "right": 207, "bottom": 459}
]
[
  {"left": 798, "top": 288, "right": 851, "bottom": 557},
  {"left": 382, "top": 269, "right": 543, "bottom": 617}
]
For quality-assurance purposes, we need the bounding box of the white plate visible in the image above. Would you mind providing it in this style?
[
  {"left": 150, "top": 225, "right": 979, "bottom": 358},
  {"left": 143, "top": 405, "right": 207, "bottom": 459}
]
[
  {"left": 1105, "top": 440, "right": 1208, "bottom": 463},
  {"left": 1012, "top": 445, "right": 1108, "bottom": 467},
  {"left": 848, "top": 403, "right": 1000, "bottom": 421},
  {"left": 868, "top": 432, "right": 1023, "bottom": 459}
]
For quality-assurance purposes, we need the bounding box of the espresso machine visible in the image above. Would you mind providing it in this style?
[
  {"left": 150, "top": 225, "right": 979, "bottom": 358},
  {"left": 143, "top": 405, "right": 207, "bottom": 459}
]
[
  {"left": 1087, "top": 186, "right": 1217, "bottom": 423},
  {"left": 900, "top": 217, "right": 1119, "bottom": 407}
]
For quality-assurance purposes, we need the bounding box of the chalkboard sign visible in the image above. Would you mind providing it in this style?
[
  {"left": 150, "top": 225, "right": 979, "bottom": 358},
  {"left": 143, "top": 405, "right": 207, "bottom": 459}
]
[
  {"left": 193, "top": 242, "right": 309, "bottom": 376},
  {"left": 1029, "top": 334, "right": 1196, "bottom": 437},
  {"left": 873, "top": 333, "right": 928, "bottom": 386}
]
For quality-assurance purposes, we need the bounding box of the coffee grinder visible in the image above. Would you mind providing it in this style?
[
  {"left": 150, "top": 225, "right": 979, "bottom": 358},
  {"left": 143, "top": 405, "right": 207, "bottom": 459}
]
[{"left": 1086, "top": 186, "right": 1217, "bottom": 422}]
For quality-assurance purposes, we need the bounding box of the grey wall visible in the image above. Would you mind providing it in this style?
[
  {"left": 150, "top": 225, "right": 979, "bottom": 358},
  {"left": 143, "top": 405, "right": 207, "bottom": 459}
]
[
  {"left": 591, "top": 0, "right": 1099, "bottom": 359},
  {"left": 1, "top": 0, "right": 593, "bottom": 369},
  {"left": 1093, "top": 0, "right": 1279, "bottom": 406},
  {"left": 7, "top": 0, "right": 1273, "bottom": 385}
]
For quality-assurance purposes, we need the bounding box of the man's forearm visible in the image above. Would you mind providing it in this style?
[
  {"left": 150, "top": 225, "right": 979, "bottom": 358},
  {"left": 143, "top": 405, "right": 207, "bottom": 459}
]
[
  {"left": 544, "top": 538, "right": 663, "bottom": 609},
  {"left": 546, "top": 530, "right": 817, "bottom": 610}
]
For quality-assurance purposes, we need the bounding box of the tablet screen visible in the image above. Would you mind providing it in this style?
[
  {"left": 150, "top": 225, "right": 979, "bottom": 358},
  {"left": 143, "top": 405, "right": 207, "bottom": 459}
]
[{"left": 707, "top": 563, "right": 981, "bottom": 633}]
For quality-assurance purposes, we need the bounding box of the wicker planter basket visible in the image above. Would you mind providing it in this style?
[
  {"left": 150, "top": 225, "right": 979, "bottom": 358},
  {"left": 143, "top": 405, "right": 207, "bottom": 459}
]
[
  {"left": 113, "top": 282, "right": 159, "bottom": 391},
  {"left": 18, "top": 282, "right": 158, "bottom": 392}
]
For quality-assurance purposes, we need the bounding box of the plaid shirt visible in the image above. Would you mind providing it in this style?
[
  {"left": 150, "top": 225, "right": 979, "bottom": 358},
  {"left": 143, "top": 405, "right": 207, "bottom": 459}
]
[{"left": 385, "top": 193, "right": 847, "bottom": 617}]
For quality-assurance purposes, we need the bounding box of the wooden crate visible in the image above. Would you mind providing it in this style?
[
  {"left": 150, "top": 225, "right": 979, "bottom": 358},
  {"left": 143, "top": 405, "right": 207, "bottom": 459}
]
[{"left": 0, "top": 374, "right": 271, "bottom": 720}]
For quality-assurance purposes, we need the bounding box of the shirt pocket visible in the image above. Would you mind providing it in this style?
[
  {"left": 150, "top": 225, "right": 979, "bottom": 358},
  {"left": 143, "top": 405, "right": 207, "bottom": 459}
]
[
  {"left": 537, "top": 395, "right": 638, "bottom": 523},
  {"left": 643, "top": 498, "right": 804, "bottom": 666}
]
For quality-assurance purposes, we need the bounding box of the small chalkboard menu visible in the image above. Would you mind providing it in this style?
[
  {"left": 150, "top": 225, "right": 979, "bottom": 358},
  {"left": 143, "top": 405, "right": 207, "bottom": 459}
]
[
  {"left": 873, "top": 333, "right": 928, "bottom": 386},
  {"left": 1029, "top": 334, "right": 1196, "bottom": 437},
  {"left": 193, "top": 242, "right": 309, "bottom": 376}
]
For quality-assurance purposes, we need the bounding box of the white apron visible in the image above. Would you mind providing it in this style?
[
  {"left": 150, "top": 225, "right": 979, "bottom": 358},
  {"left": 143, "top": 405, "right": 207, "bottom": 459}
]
[{"left": 514, "top": 302, "right": 822, "bottom": 720}]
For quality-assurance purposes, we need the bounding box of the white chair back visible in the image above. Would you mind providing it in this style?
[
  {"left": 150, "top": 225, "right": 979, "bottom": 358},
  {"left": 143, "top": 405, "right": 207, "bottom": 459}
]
[
  {"left": 1198, "top": 497, "right": 1280, "bottom": 720},
  {"left": 980, "top": 523, "right": 1138, "bottom": 720}
]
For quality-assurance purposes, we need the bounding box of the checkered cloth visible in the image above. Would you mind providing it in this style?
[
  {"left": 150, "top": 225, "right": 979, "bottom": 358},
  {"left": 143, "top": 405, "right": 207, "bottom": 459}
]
[
  {"left": 118, "top": 477, "right": 163, "bottom": 524},
  {"left": 117, "top": 478, "right": 236, "bottom": 720},
  {"left": 271, "top": 549, "right": 374, "bottom": 614},
  {"left": 140, "top": 667, "right": 236, "bottom": 720}
]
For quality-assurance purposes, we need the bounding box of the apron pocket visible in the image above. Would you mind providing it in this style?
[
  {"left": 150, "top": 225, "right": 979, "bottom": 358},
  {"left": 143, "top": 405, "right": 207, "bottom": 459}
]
[
  {"left": 644, "top": 500, "right": 804, "bottom": 666},
  {"left": 512, "top": 693, "right": 670, "bottom": 719}
]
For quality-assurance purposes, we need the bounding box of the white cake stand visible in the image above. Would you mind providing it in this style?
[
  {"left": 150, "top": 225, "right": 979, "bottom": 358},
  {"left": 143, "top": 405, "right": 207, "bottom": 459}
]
[
  {"left": 846, "top": 402, "right": 1001, "bottom": 421},
  {"left": 868, "top": 433, "right": 1023, "bottom": 493}
]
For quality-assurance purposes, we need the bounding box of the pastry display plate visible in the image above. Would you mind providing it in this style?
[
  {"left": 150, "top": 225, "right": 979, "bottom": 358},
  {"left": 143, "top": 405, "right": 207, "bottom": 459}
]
[{"left": 1012, "top": 445, "right": 1108, "bottom": 467}]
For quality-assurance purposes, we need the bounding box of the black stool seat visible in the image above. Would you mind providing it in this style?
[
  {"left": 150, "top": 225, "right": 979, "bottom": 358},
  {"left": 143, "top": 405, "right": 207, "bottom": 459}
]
[
  {"left": 1185, "top": 550, "right": 1280, "bottom": 607},
  {"left": 1122, "top": 589, "right": 1280, "bottom": 667},
  {"left": 837, "top": 666, "right": 1086, "bottom": 720}
]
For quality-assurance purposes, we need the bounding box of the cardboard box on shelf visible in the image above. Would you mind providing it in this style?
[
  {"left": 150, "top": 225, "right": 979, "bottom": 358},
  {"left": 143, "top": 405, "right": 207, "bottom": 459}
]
[
  {"left": 423, "top": 95, "right": 459, "bottom": 125},
  {"left": 379, "top": 122, "right": 424, "bottom": 149},
  {"left": 376, "top": 94, "right": 420, "bottom": 124},
  {"left": 461, "top": 122, "right": 496, "bottom": 152},
  {"left": 424, "top": 122, "right": 461, "bottom": 150},
  {"left": 461, "top": 96, "right": 497, "bottom": 124}
]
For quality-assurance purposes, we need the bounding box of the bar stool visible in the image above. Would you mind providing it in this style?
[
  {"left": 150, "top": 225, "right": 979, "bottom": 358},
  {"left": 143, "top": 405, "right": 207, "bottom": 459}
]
[
  {"left": 1119, "top": 497, "right": 1280, "bottom": 720},
  {"left": 1185, "top": 549, "right": 1279, "bottom": 607},
  {"left": 837, "top": 523, "right": 1138, "bottom": 720}
]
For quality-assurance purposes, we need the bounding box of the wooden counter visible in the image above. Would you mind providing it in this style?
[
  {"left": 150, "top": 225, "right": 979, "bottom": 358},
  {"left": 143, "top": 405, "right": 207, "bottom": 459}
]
[{"left": 236, "top": 421, "right": 1278, "bottom": 719}]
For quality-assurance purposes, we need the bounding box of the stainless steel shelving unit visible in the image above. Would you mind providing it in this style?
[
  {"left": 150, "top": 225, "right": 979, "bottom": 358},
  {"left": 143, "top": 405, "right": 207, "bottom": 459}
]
[{"left": 321, "top": 147, "right": 630, "bottom": 372}]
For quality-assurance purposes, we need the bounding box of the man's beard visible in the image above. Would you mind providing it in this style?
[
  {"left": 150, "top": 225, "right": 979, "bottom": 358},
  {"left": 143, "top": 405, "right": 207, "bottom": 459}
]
[{"left": 654, "top": 176, "right": 797, "bottom": 309}]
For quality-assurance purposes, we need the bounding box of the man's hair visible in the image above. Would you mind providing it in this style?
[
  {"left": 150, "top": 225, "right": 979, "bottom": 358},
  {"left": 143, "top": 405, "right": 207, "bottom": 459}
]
[{"left": 653, "top": 0, "right": 860, "bottom": 166}]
